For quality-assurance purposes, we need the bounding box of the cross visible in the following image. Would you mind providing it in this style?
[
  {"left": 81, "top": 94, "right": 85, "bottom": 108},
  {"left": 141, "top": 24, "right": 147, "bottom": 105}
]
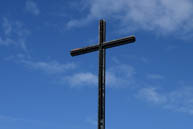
[{"left": 70, "top": 19, "right": 136, "bottom": 129}]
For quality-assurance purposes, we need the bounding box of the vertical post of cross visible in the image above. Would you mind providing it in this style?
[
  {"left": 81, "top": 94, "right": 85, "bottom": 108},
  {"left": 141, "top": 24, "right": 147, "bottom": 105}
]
[
  {"left": 98, "top": 19, "right": 106, "bottom": 129},
  {"left": 70, "top": 19, "right": 136, "bottom": 129}
]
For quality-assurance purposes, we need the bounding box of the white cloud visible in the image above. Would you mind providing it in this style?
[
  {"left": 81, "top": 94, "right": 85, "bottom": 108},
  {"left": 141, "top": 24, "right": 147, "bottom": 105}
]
[
  {"left": 137, "top": 87, "right": 193, "bottom": 115},
  {"left": 138, "top": 87, "right": 167, "bottom": 104},
  {"left": 25, "top": 0, "right": 40, "bottom": 16},
  {"left": 67, "top": 0, "right": 193, "bottom": 35},
  {"left": 64, "top": 72, "right": 98, "bottom": 87},
  {"left": 21, "top": 59, "right": 76, "bottom": 74}
]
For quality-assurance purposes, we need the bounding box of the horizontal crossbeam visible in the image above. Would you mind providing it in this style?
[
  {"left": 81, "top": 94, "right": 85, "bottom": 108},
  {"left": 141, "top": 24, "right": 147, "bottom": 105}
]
[{"left": 70, "top": 36, "right": 136, "bottom": 56}]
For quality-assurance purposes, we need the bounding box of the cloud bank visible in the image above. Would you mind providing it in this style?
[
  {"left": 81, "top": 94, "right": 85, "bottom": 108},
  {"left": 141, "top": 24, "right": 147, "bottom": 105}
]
[
  {"left": 67, "top": 0, "right": 193, "bottom": 35},
  {"left": 138, "top": 87, "right": 193, "bottom": 115},
  {"left": 63, "top": 64, "right": 136, "bottom": 88},
  {"left": 13, "top": 53, "right": 193, "bottom": 115}
]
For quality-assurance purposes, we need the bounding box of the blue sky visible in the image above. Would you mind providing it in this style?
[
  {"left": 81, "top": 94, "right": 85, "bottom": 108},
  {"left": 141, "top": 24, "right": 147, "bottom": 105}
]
[{"left": 1, "top": 0, "right": 193, "bottom": 129}]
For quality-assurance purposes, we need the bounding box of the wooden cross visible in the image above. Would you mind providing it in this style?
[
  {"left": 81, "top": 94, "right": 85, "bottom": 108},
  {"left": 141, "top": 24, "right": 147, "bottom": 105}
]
[{"left": 70, "top": 19, "right": 136, "bottom": 129}]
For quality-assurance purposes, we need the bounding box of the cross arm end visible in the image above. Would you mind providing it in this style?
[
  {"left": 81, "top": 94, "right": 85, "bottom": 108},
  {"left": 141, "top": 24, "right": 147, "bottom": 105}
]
[
  {"left": 70, "top": 44, "right": 99, "bottom": 56},
  {"left": 103, "top": 35, "right": 136, "bottom": 49}
]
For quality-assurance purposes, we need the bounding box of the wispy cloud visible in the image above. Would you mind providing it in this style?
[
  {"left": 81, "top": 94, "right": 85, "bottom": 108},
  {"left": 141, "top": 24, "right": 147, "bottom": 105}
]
[
  {"left": 67, "top": 0, "right": 193, "bottom": 35},
  {"left": 25, "top": 0, "right": 40, "bottom": 16},
  {"left": 20, "top": 58, "right": 76, "bottom": 74},
  {"left": 0, "top": 18, "right": 16, "bottom": 46},
  {"left": 137, "top": 87, "right": 193, "bottom": 115},
  {"left": 10, "top": 54, "right": 78, "bottom": 84},
  {"left": 2, "top": 18, "right": 12, "bottom": 35},
  {"left": 138, "top": 87, "right": 167, "bottom": 104},
  {"left": 0, "top": 18, "right": 30, "bottom": 52},
  {"left": 66, "top": 15, "right": 93, "bottom": 29}
]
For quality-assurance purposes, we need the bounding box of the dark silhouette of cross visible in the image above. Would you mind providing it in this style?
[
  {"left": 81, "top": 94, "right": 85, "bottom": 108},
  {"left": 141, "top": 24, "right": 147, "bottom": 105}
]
[{"left": 70, "top": 19, "right": 136, "bottom": 129}]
